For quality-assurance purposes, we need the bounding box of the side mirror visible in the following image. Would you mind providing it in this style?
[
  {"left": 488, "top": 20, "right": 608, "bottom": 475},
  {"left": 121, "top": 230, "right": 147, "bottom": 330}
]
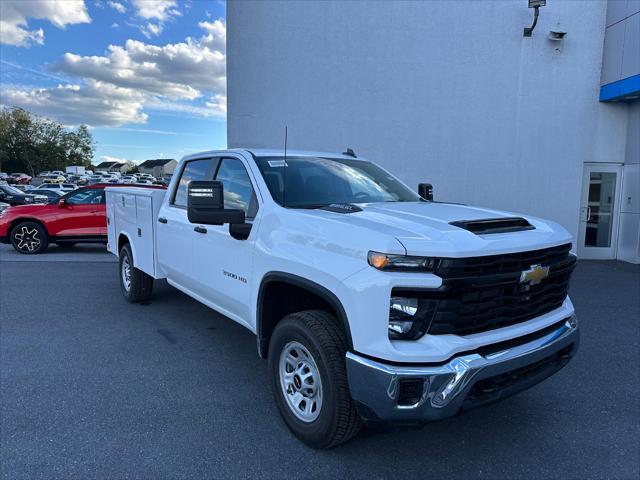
[
  {"left": 187, "top": 180, "right": 245, "bottom": 225},
  {"left": 418, "top": 183, "right": 433, "bottom": 201}
]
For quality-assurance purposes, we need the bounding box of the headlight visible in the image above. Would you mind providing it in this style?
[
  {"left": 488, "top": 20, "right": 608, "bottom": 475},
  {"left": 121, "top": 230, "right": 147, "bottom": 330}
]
[
  {"left": 24, "top": 197, "right": 32, "bottom": 203},
  {"left": 389, "top": 296, "right": 438, "bottom": 340},
  {"left": 368, "top": 251, "right": 440, "bottom": 271}
]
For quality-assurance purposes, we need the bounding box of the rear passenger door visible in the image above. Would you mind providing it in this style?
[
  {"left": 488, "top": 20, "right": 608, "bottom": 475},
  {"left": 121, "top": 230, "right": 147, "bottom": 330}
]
[
  {"left": 157, "top": 158, "right": 218, "bottom": 287},
  {"left": 191, "top": 157, "right": 260, "bottom": 326}
]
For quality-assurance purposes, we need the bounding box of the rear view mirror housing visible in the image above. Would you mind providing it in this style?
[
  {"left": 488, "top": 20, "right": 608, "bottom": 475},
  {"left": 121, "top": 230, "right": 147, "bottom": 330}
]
[
  {"left": 418, "top": 183, "right": 434, "bottom": 201},
  {"left": 187, "top": 180, "right": 245, "bottom": 225}
]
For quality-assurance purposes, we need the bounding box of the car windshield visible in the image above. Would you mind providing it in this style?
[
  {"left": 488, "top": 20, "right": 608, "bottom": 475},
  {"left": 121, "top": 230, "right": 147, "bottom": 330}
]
[
  {"left": 0, "top": 185, "right": 23, "bottom": 195},
  {"left": 254, "top": 156, "right": 421, "bottom": 208}
]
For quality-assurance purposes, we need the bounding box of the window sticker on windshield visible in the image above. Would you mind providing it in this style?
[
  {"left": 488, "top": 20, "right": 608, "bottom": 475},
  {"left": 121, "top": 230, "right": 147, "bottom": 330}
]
[{"left": 268, "top": 160, "right": 288, "bottom": 167}]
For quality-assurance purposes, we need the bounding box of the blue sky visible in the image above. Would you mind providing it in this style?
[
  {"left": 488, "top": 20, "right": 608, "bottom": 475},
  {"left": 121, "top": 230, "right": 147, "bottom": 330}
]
[{"left": 0, "top": 0, "right": 227, "bottom": 165}]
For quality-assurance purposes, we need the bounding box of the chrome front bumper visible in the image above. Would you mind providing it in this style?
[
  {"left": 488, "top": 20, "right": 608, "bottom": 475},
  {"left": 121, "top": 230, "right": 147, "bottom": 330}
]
[{"left": 346, "top": 315, "right": 579, "bottom": 422}]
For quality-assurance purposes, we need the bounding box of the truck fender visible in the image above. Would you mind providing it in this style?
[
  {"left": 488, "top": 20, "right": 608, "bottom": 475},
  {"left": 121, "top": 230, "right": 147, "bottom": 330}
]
[
  {"left": 117, "top": 232, "right": 137, "bottom": 267},
  {"left": 256, "top": 271, "right": 353, "bottom": 358}
]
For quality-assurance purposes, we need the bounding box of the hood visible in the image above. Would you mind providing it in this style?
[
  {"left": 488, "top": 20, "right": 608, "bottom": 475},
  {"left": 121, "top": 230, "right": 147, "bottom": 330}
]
[
  {"left": 301, "top": 202, "right": 573, "bottom": 257},
  {"left": 3, "top": 202, "right": 54, "bottom": 214}
]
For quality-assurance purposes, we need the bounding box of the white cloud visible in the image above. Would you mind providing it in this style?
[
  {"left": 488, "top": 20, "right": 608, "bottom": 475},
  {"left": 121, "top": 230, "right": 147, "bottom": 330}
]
[
  {"left": 144, "top": 98, "right": 226, "bottom": 119},
  {"left": 198, "top": 19, "right": 226, "bottom": 52},
  {"left": 107, "top": 1, "right": 126, "bottom": 13},
  {"left": 131, "top": 0, "right": 180, "bottom": 38},
  {"left": 3, "top": 18, "right": 226, "bottom": 127},
  {"left": 140, "top": 22, "right": 163, "bottom": 38},
  {"left": 0, "top": 0, "right": 91, "bottom": 47},
  {"left": 55, "top": 20, "right": 226, "bottom": 104},
  {"left": 131, "top": 0, "right": 180, "bottom": 21},
  {"left": 1, "top": 80, "right": 147, "bottom": 126},
  {"left": 206, "top": 94, "right": 227, "bottom": 114}
]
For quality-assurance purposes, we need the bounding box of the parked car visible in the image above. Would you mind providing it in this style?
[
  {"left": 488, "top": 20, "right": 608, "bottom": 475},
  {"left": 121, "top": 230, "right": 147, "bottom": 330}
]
[
  {"left": 0, "top": 184, "right": 48, "bottom": 206},
  {"left": 120, "top": 175, "right": 136, "bottom": 184},
  {"left": 7, "top": 173, "right": 32, "bottom": 185},
  {"left": 105, "top": 148, "right": 579, "bottom": 448},
  {"left": 0, "top": 173, "right": 9, "bottom": 181},
  {"left": 35, "top": 183, "right": 75, "bottom": 192},
  {"left": 12, "top": 184, "right": 37, "bottom": 192},
  {"left": 67, "top": 175, "right": 88, "bottom": 185},
  {"left": 33, "top": 189, "right": 65, "bottom": 203},
  {"left": 42, "top": 174, "right": 66, "bottom": 184},
  {"left": 37, "top": 171, "right": 51, "bottom": 177},
  {"left": 0, "top": 183, "right": 166, "bottom": 253}
]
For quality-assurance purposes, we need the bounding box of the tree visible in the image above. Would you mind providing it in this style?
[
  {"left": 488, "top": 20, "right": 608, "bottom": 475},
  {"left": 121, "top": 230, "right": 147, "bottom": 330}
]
[{"left": 0, "top": 107, "right": 95, "bottom": 175}]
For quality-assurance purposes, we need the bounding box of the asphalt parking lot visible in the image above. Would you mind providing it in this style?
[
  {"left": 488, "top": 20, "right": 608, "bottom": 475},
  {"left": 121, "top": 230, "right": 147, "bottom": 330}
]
[{"left": 1, "top": 244, "right": 639, "bottom": 479}]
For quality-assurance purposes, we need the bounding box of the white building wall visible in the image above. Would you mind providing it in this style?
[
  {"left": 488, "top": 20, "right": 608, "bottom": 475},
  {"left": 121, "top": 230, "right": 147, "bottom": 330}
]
[
  {"left": 227, "top": 0, "right": 629, "bottom": 242},
  {"left": 619, "top": 103, "right": 640, "bottom": 263}
]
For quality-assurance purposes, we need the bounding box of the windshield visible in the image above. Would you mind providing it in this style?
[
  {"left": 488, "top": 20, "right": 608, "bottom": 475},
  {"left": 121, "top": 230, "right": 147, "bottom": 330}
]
[{"left": 255, "top": 156, "right": 421, "bottom": 208}]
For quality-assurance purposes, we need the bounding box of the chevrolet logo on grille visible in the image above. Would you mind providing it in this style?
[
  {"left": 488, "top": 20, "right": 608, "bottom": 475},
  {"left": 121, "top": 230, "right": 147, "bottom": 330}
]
[{"left": 520, "top": 264, "right": 550, "bottom": 285}]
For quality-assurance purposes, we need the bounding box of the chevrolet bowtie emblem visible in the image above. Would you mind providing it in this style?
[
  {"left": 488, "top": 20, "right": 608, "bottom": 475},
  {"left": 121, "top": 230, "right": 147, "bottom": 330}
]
[{"left": 520, "top": 264, "right": 550, "bottom": 285}]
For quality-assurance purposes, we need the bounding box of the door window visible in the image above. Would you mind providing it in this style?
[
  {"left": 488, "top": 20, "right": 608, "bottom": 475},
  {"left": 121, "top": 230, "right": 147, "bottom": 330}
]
[
  {"left": 172, "top": 158, "right": 219, "bottom": 207},
  {"left": 585, "top": 172, "right": 617, "bottom": 247},
  {"left": 65, "top": 188, "right": 104, "bottom": 205},
  {"left": 215, "top": 159, "right": 258, "bottom": 218}
]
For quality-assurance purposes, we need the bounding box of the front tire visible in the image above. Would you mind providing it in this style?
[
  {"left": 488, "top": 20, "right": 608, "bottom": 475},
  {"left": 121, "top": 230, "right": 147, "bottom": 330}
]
[
  {"left": 10, "top": 221, "right": 48, "bottom": 254},
  {"left": 268, "top": 310, "right": 362, "bottom": 449},
  {"left": 119, "top": 243, "right": 153, "bottom": 303}
]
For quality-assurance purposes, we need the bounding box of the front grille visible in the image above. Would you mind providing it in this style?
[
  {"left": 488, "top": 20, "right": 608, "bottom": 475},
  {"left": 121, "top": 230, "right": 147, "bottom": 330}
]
[
  {"left": 394, "top": 243, "right": 575, "bottom": 336},
  {"left": 436, "top": 243, "right": 572, "bottom": 277}
]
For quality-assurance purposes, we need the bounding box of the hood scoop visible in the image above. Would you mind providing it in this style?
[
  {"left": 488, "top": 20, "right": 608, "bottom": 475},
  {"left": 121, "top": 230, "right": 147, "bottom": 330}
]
[{"left": 450, "top": 217, "right": 535, "bottom": 235}]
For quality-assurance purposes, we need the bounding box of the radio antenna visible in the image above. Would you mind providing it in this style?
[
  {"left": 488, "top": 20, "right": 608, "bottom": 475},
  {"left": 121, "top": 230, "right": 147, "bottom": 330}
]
[{"left": 283, "top": 125, "right": 288, "bottom": 207}]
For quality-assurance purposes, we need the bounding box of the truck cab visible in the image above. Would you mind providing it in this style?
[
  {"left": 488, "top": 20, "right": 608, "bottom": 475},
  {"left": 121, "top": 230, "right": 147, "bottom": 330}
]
[{"left": 107, "top": 149, "right": 579, "bottom": 448}]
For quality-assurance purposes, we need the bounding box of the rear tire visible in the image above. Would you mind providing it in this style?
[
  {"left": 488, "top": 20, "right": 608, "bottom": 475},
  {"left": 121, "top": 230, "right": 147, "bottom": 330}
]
[
  {"left": 119, "top": 243, "right": 153, "bottom": 303},
  {"left": 10, "top": 221, "right": 48, "bottom": 254},
  {"left": 268, "top": 310, "right": 362, "bottom": 449}
]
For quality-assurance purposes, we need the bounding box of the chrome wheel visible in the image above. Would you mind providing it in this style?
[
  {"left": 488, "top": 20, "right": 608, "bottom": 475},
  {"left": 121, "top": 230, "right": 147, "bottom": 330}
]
[
  {"left": 13, "top": 226, "right": 41, "bottom": 252},
  {"left": 121, "top": 255, "right": 132, "bottom": 292},
  {"left": 279, "top": 341, "right": 323, "bottom": 422}
]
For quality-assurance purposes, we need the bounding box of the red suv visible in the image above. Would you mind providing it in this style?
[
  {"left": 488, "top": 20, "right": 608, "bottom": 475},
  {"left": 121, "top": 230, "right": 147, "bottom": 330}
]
[{"left": 0, "top": 184, "right": 165, "bottom": 254}]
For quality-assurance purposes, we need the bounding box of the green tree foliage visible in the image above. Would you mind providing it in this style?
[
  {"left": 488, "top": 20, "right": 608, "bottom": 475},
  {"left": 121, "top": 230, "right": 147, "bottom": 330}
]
[{"left": 0, "top": 108, "right": 95, "bottom": 175}]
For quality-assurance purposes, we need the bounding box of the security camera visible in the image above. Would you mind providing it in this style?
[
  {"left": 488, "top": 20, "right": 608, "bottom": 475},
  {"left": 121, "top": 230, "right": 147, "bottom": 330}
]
[{"left": 548, "top": 31, "right": 567, "bottom": 41}]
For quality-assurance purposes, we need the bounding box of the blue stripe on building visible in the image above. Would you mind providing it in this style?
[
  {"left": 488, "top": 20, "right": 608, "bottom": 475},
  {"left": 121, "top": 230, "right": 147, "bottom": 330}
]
[{"left": 600, "top": 74, "right": 640, "bottom": 102}]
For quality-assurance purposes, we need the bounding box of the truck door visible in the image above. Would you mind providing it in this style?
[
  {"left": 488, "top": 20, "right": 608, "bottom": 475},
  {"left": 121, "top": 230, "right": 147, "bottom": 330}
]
[
  {"left": 191, "top": 157, "right": 260, "bottom": 326},
  {"left": 157, "top": 158, "right": 218, "bottom": 287}
]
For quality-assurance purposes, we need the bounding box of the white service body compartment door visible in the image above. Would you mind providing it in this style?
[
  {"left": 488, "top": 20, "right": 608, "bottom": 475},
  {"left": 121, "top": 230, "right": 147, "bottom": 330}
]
[
  {"left": 134, "top": 195, "right": 155, "bottom": 276},
  {"left": 106, "top": 190, "right": 117, "bottom": 254}
]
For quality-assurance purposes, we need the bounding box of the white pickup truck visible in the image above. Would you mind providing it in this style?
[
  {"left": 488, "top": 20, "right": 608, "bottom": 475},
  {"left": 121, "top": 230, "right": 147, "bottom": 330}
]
[{"left": 106, "top": 149, "right": 579, "bottom": 448}]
